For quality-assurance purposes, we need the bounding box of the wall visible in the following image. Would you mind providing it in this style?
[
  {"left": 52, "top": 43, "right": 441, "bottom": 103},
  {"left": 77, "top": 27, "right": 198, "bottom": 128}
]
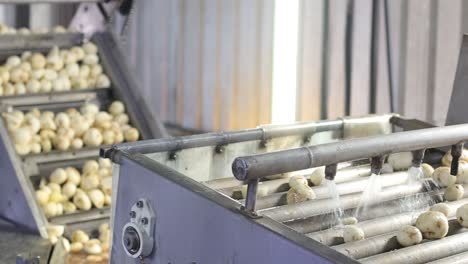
[
  {"left": 0, "top": 1, "right": 465, "bottom": 131},
  {"left": 126, "top": 0, "right": 467, "bottom": 131}
]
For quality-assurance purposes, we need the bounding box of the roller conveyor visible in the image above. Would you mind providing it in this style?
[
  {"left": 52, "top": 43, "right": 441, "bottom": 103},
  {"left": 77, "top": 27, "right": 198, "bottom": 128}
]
[{"left": 97, "top": 109, "right": 468, "bottom": 263}]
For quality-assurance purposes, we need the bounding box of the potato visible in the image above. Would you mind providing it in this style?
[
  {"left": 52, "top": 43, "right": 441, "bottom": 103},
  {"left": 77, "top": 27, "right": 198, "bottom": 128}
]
[
  {"left": 309, "top": 167, "right": 325, "bottom": 186},
  {"left": 415, "top": 211, "right": 449, "bottom": 239},
  {"left": 421, "top": 163, "right": 434, "bottom": 178},
  {"left": 444, "top": 184, "right": 464, "bottom": 201},
  {"left": 286, "top": 185, "right": 316, "bottom": 204},
  {"left": 289, "top": 175, "right": 308, "bottom": 189},
  {"left": 432, "top": 167, "right": 456, "bottom": 187},
  {"left": 387, "top": 152, "right": 413, "bottom": 171},
  {"left": 396, "top": 225, "right": 422, "bottom": 247},
  {"left": 430, "top": 203, "right": 451, "bottom": 217},
  {"left": 343, "top": 225, "right": 365, "bottom": 243}
]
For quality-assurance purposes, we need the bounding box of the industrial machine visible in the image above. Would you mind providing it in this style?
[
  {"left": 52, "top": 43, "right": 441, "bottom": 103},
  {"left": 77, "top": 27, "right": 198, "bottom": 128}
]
[{"left": 101, "top": 35, "right": 468, "bottom": 264}]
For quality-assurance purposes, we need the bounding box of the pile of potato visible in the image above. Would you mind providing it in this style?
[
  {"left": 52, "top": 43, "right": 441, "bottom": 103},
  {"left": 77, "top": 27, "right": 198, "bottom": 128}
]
[
  {"left": 46, "top": 223, "right": 110, "bottom": 263},
  {"left": 2, "top": 101, "right": 139, "bottom": 155},
  {"left": 0, "top": 41, "right": 110, "bottom": 96},
  {"left": 432, "top": 150, "right": 468, "bottom": 201},
  {"left": 0, "top": 24, "right": 71, "bottom": 35},
  {"left": 35, "top": 158, "right": 113, "bottom": 218}
]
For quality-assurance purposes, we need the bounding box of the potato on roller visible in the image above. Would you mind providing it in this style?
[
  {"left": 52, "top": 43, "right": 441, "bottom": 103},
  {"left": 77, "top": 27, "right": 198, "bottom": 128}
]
[
  {"left": 444, "top": 184, "right": 464, "bottom": 201},
  {"left": 387, "top": 152, "right": 413, "bottom": 171},
  {"left": 415, "top": 211, "right": 449, "bottom": 239},
  {"left": 309, "top": 167, "right": 325, "bottom": 186},
  {"left": 286, "top": 185, "right": 316, "bottom": 205},
  {"left": 432, "top": 167, "right": 456, "bottom": 187},
  {"left": 456, "top": 204, "right": 468, "bottom": 227},
  {"left": 343, "top": 225, "right": 365, "bottom": 243},
  {"left": 396, "top": 225, "right": 422, "bottom": 247},
  {"left": 289, "top": 175, "right": 308, "bottom": 189},
  {"left": 421, "top": 163, "right": 434, "bottom": 178},
  {"left": 430, "top": 203, "right": 451, "bottom": 217}
]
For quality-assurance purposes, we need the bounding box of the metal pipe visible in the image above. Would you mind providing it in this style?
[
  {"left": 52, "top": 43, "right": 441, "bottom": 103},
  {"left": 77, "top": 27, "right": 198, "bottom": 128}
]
[
  {"left": 412, "top": 149, "right": 426, "bottom": 167},
  {"left": 360, "top": 229, "right": 468, "bottom": 264},
  {"left": 426, "top": 251, "right": 468, "bottom": 264},
  {"left": 285, "top": 191, "right": 443, "bottom": 234},
  {"left": 308, "top": 198, "right": 468, "bottom": 247},
  {"left": 335, "top": 219, "right": 464, "bottom": 260},
  {"left": 325, "top": 164, "right": 338, "bottom": 181},
  {"left": 103, "top": 119, "right": 344, "bottom": 159},
  {"left": 250, "top": 171, "right": 410, "bottom": 210},
  {"left": 260, "top": 183, "right": 430, "bottom": 222},
  {"left": 243, "top": 179, "right": 259, "bottom": 212},
  {"left": 219, "top": 164, "right": 372, "bottom": 198},
  {"left": 232, "top": 124, "right": 468, "bottom": 181},
  {"left": 451, "top": 142, "right": 464, "bottom": 175},
  {"left": 370, "top": 156, "right": 384, "bottom": 175}
]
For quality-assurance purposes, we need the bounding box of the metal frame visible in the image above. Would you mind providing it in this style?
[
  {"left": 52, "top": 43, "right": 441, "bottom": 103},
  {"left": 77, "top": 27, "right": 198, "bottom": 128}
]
[
  {"left": 0, "top": 31, "right": 165, "bottom": 237},
  {"left": 102, "top": 114, "right": 432, "bottom": 263}
]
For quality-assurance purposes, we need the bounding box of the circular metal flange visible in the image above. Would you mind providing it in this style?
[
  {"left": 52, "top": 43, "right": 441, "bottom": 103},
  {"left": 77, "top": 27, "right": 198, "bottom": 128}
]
[{"left": 121, "top": 199, "right": 155, "bottom": 259}]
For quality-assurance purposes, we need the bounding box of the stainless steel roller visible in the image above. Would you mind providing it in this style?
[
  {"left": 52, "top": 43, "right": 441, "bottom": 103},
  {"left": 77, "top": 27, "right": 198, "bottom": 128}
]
[
  {"left": 360, "top": 230, "right": 468, "bottom": 264},
  {"left": 260, "top": 183, "right": 429, "bottom": 222},
  {"left": 333, "top": 219, "right": 465, "bottom": 260},
  {"left": 251, "top": 171, "right": 409, "bottom": 209},
  {"left": 307, "top": 197, "right": 468, "bottom": 246}
]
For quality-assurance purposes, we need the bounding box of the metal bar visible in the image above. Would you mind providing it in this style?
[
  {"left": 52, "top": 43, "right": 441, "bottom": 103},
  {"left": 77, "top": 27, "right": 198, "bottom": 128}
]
[
  {"left": 285, "top": 191, "right": 442, "bottom": 234},
  {"left": 260, "top": 183, "right": 428, "bottom": 223},
  {"left": 103, "top": 119, "right": 344, "bottom": 161},
  {"left": 232, "top": 124, "right": 468, "bottom": 181},
  {"left": 360, "top": 231, "right": 468, "bottom": 264}
]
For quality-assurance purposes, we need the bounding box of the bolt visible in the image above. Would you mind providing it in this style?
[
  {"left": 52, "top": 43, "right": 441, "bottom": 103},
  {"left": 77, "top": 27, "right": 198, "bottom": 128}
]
[
  {"left": 141, "top": 217, "right": 148, "bottom": 225},
  {"left": 136, "top": 201, "right": 143, "bottom": 208},
  {"left": 130, "top": 211, "right": 136, "bottom": 218},
  {"left": 169, "top": 152, "right": 177, "bottom": 160},
  {"left": 215, "top": 145, "right": 225, "bottom": 154}
]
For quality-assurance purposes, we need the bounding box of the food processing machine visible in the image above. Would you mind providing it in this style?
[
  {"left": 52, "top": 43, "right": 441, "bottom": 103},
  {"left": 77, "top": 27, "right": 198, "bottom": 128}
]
[
  {"left": 101, "top": 36, "right": 468, "bottom": 264},
  {"left": 0, "top": 30, "right": 166, "bottom": 240}
]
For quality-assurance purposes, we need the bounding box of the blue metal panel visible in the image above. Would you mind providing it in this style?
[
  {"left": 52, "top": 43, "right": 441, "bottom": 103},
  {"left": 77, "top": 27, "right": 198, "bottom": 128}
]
[
  {"left": 0, "top": 135, "right": 38, "bottom": 233},
  {"left": 111, "top": 154, "right": 353, "bottom": 263}
]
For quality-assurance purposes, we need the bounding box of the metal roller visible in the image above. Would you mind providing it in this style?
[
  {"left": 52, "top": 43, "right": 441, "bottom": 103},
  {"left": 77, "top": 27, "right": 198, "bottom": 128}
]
[
  {"left": 218, "top": 165, "right": 370, "bottom": 198},
  {"left": 426, "top": 251, "right": 468, "bottom": 264},
  {"left": 360, "top": 229, "right": 468, "bottom": 264},
  {"left": 308, "top": 198, "right": 468, "bottom": 246},
  {"left": 285, "top": 192, "right": 441, "bottom": 233},
  {"left": 251, "top": 171, "right": 409, "bottom": 209},
  {"left": 232, "top": 124, "right": 468, "bottom": 181},
  {"left": 333, "top": 219, "right": 465, "bottom": 260},
  {"left": 260, "top": 183, "right": 429, "bottom": 222}
]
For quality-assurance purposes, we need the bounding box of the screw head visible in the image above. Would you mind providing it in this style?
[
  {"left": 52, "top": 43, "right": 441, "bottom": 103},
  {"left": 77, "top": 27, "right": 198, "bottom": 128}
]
[
  {"left": 141, "top": 217, "right": 148, "bottom": 225},
  {"left": 169, "top": 152, "right": 177, "bottom": 160},
  {"left": 136, "top": 201, "right": 143, "bottom": 208},
  {"left": 130, "top": 211, "right": 136, "bottom": 218}
]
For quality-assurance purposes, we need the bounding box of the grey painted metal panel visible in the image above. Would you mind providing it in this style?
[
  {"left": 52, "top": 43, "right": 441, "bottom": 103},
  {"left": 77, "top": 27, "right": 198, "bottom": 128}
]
[{"left": 112, "top": 154, "right": 355, "bottom": 263}]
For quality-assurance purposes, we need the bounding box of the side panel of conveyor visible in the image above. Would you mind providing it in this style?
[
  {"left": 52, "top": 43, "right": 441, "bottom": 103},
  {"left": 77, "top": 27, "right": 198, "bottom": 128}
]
[{"left": 111, "top": 153, "right": 355, "bottom": 263}]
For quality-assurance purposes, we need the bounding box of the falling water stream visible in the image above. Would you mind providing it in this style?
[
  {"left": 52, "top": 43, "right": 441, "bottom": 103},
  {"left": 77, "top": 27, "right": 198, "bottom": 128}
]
[
  {"left": 354, "top": 173, "right": 382, "bottom": 218},
  {"left": 325, "top": 179, "right": 344, "bottom": 226},
  {"left": 399, "top": 166, "right": 439, "bottom": 213}
]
